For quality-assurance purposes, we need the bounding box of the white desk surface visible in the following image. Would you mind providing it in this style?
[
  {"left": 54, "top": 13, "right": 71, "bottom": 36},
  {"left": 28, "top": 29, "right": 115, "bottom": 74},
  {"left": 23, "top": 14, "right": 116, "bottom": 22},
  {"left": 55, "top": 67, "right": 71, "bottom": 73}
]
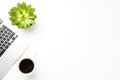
[{"left": 1, "top": 0, "right": 120, "bottom": 80}]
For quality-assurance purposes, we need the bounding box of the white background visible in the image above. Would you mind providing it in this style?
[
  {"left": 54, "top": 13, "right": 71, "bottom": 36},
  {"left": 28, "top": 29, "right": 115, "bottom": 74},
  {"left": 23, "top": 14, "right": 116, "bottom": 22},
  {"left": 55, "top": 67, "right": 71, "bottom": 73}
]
[{"left": 1, "top": 0, "right": 120, "bottom": 80}]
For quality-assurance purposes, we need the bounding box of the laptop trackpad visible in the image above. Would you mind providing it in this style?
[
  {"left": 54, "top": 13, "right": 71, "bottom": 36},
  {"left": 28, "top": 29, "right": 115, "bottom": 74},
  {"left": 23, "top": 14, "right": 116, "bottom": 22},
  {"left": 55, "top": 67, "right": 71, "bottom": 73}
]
[{"left": 11, "top": 36, "right": 30, "bottom": 56}]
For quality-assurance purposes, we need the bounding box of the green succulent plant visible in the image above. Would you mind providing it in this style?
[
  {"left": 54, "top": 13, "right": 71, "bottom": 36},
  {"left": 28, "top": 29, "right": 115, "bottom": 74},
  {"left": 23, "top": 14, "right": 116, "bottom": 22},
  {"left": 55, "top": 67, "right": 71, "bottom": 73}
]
[{"left": 8, "top": 2, "right": 37, "bottom": 29}]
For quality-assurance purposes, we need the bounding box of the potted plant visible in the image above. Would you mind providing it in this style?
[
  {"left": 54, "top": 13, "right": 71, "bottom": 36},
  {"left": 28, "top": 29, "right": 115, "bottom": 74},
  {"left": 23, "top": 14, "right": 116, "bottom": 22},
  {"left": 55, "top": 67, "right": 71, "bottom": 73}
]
[{"left": 8, "top": 2, "right": 37, "bottom": 29}]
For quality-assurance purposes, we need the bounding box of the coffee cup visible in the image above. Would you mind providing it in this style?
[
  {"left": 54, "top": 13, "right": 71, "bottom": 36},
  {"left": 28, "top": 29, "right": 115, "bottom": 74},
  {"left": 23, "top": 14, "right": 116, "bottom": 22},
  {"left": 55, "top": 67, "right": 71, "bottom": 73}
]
[{"left": 18, "top": 58, "right": 35, "bottom": 76}]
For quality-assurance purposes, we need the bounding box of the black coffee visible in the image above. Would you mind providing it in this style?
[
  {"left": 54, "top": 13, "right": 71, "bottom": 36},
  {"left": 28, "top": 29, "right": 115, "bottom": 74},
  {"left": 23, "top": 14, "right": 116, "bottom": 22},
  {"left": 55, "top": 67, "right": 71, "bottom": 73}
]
[{"left": 19, "top": 59, "right": 34, "bottom": 74}]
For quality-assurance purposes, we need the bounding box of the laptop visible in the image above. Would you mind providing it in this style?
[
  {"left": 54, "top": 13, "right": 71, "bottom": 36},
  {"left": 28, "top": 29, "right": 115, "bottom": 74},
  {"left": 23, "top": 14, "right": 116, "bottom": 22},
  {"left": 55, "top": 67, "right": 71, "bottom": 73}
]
[{"left": 0, "top": 18, "right": 30, "bottom": 79}]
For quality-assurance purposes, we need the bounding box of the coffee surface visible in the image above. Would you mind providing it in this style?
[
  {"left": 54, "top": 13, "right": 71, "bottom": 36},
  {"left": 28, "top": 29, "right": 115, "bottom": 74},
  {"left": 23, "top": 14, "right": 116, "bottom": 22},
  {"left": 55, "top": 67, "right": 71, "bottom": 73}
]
[{"left": 19, "top": 59, "right": 34, "bottom": 73}]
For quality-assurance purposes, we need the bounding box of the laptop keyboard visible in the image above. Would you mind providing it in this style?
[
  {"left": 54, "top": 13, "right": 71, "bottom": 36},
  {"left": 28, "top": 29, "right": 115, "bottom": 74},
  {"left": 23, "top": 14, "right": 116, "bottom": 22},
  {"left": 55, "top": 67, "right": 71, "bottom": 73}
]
[{"left": 0, "top": 25, "right": 18, "bottom": 57}]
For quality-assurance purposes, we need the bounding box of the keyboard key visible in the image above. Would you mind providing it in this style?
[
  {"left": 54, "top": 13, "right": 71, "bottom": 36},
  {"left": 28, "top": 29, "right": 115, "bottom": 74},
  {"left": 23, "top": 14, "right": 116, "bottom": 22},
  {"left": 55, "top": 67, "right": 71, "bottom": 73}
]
[
  {"left": 8, "top": 43, "right": 11, "bottom": 45},
  {"left": 5, "top": 46, "right": 8, "bottom": 49},
  {"left": 0, "top": 49, "right": 6, "bottom": 57},
  {"left": 0, "top": 47, "right": 3, "bottom": 50},
  {"left": 5, "top": 35, "right": 8, "bottom": 38},
  {"left": 4, "top": 41, "right": 7, "bottom": 44},
  {"left": 7, "top": 39, "right": 10, "bottom": 41},
  {"left": 2, "top": 44, "right": 5, "bottom": 47},
  {"left": 1, "top": 40, "right": 3, "bottom": 43},
  {"left": 9, "top": 32, "right": 15, "bottom": 39}
]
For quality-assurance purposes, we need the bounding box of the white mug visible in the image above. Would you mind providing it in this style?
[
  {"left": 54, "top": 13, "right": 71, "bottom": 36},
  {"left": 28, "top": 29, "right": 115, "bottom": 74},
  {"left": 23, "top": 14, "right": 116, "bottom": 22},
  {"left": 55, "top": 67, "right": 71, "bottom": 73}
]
[{"left": 18, "top": 58, "right": 35, "bottom": 76}]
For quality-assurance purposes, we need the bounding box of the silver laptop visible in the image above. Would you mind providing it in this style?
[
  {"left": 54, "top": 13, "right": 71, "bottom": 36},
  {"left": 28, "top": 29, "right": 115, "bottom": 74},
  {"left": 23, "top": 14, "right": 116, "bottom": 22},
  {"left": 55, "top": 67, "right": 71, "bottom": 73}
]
[{"left": 0, "top": 18, "right": 30, "bottom": 79}]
